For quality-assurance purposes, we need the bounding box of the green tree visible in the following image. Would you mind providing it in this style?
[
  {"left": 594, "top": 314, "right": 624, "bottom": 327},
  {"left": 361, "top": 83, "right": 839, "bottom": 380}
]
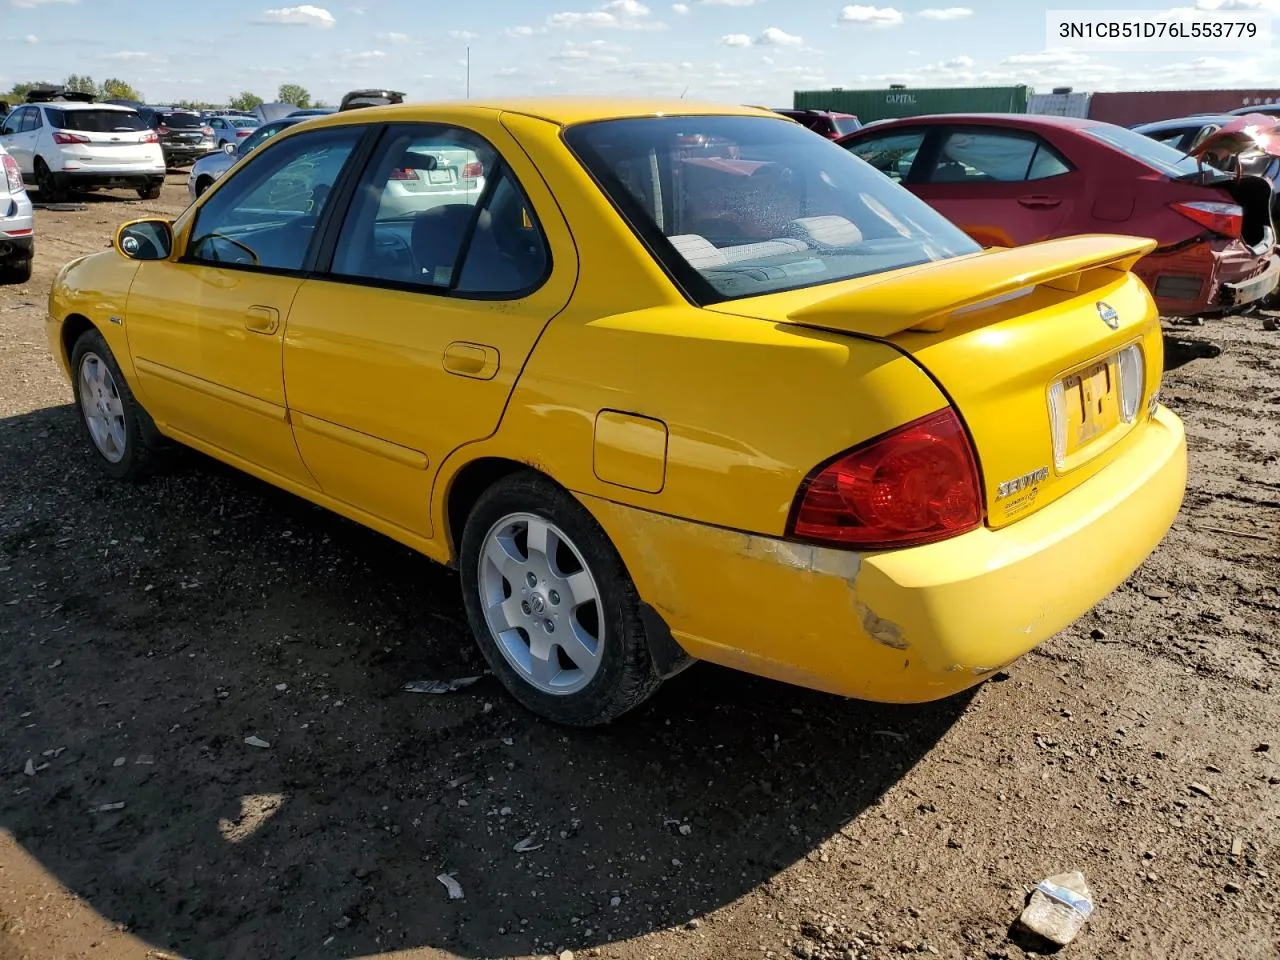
[
  {"left": 277, "top": 83, "right": 311, "bottom": 108},
  {"left": 229, "top": 90, "right": 264, "bottom": 112},
  {"left": 64, "top": 74, "right": 97, "bottom": 95},
  {"left": 99, "top": 78, "right": 142, "bottom": 102}
]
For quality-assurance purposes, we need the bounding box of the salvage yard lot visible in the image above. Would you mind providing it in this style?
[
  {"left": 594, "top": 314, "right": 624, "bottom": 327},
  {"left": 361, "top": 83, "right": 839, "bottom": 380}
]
[{"left": 0, "top": 176, "right": 1277, "bottom": 960}]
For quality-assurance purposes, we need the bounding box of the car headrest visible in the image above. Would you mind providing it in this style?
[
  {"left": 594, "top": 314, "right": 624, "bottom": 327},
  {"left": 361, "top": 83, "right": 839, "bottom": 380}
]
[{"left": 411, "top": 204, "right": 485, "bottom": 286}]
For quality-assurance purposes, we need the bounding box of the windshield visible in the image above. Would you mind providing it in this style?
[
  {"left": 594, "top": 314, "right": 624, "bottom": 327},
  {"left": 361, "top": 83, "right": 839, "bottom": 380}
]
[
  {"left": 1085, "top": 123, "right": 1216, "bottom": 178},
  {"left": 47, "top": 108, "right": 146, "bottom": 133},
  {"left": 564, "top": 115, "right": 980, "bottom": 304}
]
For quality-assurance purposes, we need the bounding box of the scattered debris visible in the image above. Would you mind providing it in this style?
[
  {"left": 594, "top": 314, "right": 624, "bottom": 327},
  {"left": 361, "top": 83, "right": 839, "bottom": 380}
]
[
  {"left": 1144, "top": 587, "right": 1173, "bottom": 601},
  {"left": 244, "top": 736, "right": 271, "bottom": 749},
  {"left": 1256, "top": 743, "right": 1271, "bottom": 753},
  {"left": 1224, "top": 881, "right": 1241, "bottom": 894},
  {"left": 1017, "top": 871, "right": 1095, "bottom": 947},
  {"left": 436, "top": 873, "right": 464, "bottom": 900},
  {"left": 404, "top": 676, "right": 484, "bottom": 695},
  {"left": 113, "top": 757, "right": 126, "bottom": 767},
  {"left": 610, "top": 896, "right": 622, "bottom": 908},
  {"left": 32, "top": 202, "right": 88, "bottom": 212},
  {"left": 559, "top": 952, "right": 575, "bottom": 960},
  {"left": 679, "top": 823, "right": 693, "bottom": 836},
  {"left": 514, "top": 835, "right": 544, "bottom": 853},
  {"left": 1090, "top": 628, "right": 1108, "bottom": 640},
  {"left": 1263, "top": 315, "right": 1279, "bottom": 332},
  {"left": 1189, "top": 782, "right": 1214, "bottom": 799},
  {"left": 275, "top": 683, "right": 288, "bottom": 692},
  {"left": 93, "top": 802, "right": 125, "bottom": 813},
  {"left": 22, "top": 759, "right": 34, "bottom": 777},
  {"left": 873, "top": 730, "right": 908, "bottom": 741},
  {"left": 136, "top": 755, "right": 155, "bottom": 766},
  {"left": 1230, "top": 837, "right": 1243, "bottom": 858}
]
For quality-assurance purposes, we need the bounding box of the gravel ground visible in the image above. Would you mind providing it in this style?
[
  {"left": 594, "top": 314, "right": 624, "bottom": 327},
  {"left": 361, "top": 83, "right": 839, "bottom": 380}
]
[{"left": 0, "top": 176, "right": 1277, "bottom": 960}]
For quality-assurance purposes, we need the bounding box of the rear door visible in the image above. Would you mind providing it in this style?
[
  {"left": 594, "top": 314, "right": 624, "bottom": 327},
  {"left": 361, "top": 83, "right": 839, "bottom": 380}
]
[
  {"left": 911, "top": 126, "right": 1081, "bottom": 247},
  {"left": 282, "top": 115, "right": 577, "bottom": 539}
]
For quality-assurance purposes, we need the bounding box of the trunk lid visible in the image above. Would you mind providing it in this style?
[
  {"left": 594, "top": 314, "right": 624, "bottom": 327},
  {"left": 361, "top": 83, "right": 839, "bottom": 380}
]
[{"left": 706, "top": 235, "right": 1166, "bottom": 528}]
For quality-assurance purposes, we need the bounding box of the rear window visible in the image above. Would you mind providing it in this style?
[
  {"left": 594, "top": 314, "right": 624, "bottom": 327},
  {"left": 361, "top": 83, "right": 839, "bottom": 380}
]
[
  {"left": 565, "top": 115, "right": 980, "bottom": 304},
  {"left": 46, "top": 109, "right": 146, "bottom": 133},
  {"left": 232, "top": 117, "right": 259, "bottom": 128},
  {"left": 1084, "top": 123, "right": 1207, "bottom": 177},
  {"left": 160, "top": 113, "right": 204, "bottom": 129},
  {"left": 831, "top": 116, "right": 861, "bottom": 136}
]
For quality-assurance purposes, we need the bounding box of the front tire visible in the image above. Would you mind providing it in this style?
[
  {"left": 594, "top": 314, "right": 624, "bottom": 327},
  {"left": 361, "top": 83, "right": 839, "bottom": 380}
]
[
  {"left": 69, "top": 329, "right": 160, "bottom": 481},
  {"left": 459, "top": 471, "right": 664, "bottom": 726}
]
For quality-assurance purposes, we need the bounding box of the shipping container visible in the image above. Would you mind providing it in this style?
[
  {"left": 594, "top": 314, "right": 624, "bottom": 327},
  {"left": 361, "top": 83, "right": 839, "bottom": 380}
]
[
  {"left": 793, "top": 85, "right": 1030, "bottom": 123},
  {"left": 1088, "top": 89, "right": 1280, "bottom": 127},
  {"left": 1028, "top": 91, "right": 1091, "bottom": 118}
]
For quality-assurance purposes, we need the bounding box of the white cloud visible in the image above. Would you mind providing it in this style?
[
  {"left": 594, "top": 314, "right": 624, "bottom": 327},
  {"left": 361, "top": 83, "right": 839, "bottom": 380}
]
[
  {"left": 342, "top": 49, "right": 386, "bottom": 61},
  {"left": 918, "top": 6, "right": 972, "bottom": 20},
  {"left": 24, "top": 33, "right": 38, "bottom": 43},
  {"left": 701, "top": 0, "right": 761, "bottom": 5},
  {"left": 757, "top": 26, "right": 803, "bottom": 45},
  {"left": 348, "top": 4, "right": 364, "bottom": 11},
  {"left": 448, "top": 29, "right": 479, "bottom": 40},
  {"left": 1002, "top": 50, "right": 1090, "bottom": 65},
  {"left": 377, "top": 31, "right": 410, "bottom": 43},
  {"left": 506, "top": 24, "right": 545, "bottom": 36},
  {"left": 105, "top": 50, "right": 151, "bottom": 60},
  {"left": 672, "top": 1, "right": 689, "bottom": 10},
  {"left": 254, "top": 4, "right": 336, "bottom": 27},
  {"left": 1194, "top": 0, "right": 1280, "bottom": 8},
  {"left": 838, "top": 5, "right": 903, "bottom": 26},
  {"left": 936, "top": 54, "right": 973, "bottom": 68},
  {"left": 548, "top": 0, "right": 662, "bottom": 29},
  {"left": 720, "top": 32, "right": 752, "bottom": 45},
  {"left": 9, "top": 0, "right": 77, "bottom": 6}
]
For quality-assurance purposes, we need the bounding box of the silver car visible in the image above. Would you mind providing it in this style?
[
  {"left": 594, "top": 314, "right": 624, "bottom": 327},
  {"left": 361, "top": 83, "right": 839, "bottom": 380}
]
[
  {"left": 186, "top": 116, "right": 307, "bottom": 199},
  {"left": 0, "top": 142, "right": 34, "bottom": 285}
]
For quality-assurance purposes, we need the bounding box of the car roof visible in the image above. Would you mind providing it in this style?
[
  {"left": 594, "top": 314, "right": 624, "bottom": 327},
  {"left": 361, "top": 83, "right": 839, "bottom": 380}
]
[
  {"left": 848, "top": 113, "right": 1100, "bottom": 132},
  {"left": 32, "top": 101, "right": 134, "bottom": 112},
  {"left": 1133, "top": 115, "right": 1234, "bottom": 132},
  {"left": 296, "top": 97, "right": 775, "bottom": 128}
]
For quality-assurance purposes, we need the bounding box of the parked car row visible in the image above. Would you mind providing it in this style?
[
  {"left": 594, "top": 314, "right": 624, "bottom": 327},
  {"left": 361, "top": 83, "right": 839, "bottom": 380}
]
[{"left": 837, "top": 112, "right": 1280, "bottom": 318}]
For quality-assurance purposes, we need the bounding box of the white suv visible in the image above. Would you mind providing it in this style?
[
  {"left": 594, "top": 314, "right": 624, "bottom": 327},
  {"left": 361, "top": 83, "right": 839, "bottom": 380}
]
[{"left": 0, "top": 100, "right": 166, "bottom": 202}]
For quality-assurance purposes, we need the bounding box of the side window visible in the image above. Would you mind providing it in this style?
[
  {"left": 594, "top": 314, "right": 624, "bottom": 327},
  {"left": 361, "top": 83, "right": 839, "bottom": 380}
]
[
  {"left": 0, "top": 109, "right": 19, "bottom": 135},
  {"left": 20, "top": 108, "right": 42, "bottom": 133},
  {"left": 187, "top": 126, "right": 362, "bottom": 272},
  {"left": 844, "top": 131, "right": 926, "bottom": 183},
  {"left": 330, "top": 124, "right": 548, "bottom": 296},
  {"left": 931, "top": 130, "right": 1070, "bottom": 183},
  {"left": 1189, "top": 125, "right": 1221, "bottom": 150}
]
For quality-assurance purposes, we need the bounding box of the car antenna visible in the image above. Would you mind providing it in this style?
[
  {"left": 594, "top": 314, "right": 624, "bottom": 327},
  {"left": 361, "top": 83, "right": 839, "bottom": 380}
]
[{"left": 679, "top": 86, "right": 688, "bottom": 99}]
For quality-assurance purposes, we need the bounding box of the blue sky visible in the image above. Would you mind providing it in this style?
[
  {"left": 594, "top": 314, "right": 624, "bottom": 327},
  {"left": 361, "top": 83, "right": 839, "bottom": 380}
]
[{"left": 3, "top": 0, "right": 1279, "bottom": 106}]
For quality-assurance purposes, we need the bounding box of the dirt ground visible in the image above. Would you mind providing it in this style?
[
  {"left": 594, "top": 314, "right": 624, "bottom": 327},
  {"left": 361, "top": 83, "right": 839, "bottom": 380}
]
[{"left": 0, "top": 174, "right": 1277, "bottom": 960}]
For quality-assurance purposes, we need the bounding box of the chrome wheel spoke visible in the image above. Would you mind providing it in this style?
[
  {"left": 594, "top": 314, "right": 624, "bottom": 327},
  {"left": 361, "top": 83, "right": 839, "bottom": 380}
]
[
  {"left": 559, "top": 622, "right": 599, "bottom": 669},
  {"left": 561, "top": 570, "right": 597, "bottom": 608},
  {"left": 484, "top": 536, "right": 525, "bottom": 583},
  {"left": 525, "top": 517, "right": 552, "bottom": 561},
  {"left": 77, "top": 352, "right": 127, "bottom": 465},
  {"left": 527, "top": 639, "right": 559, "bottom": 685},
  {"left": 491, "top": 596, "right": 526, "bottom": 632}
]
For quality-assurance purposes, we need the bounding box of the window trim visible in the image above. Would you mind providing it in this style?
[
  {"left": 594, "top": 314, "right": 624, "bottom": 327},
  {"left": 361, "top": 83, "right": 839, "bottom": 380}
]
[
  {"left": 178, "top": 123, "right": 379, "bottom": 279},
  {"left": 311, "top": 120, "right": 554, "bottom": 303},
  {"left": 919, "top": 125, "right": 1075, "bottom": 185}
]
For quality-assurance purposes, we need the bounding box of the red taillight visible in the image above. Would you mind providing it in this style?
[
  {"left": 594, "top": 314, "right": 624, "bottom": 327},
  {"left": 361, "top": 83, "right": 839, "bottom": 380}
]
[
  {"left": 142, "top": 132, "right": 159, "bottom": 144},
  {"left": 52, "top": 131, "right": 90, "bottom": 145},
  {"left": 202, "top": 126, "right": 214, "bottom": 137},
  {"left": 2, "top": 154, "right": 23, "bottom": 194},
  {"left": 461, "top": 160, "right": 484, "bottom": 179},
  {"left": 1171, "top": 200, "right": 1242, "bottom": 239},
  {"left": 787, "top": 409, "right": 984, "bottom": 550},
  {"left": 236, "top": 130, "right": 252, "bottom": 137},
  {"left": 389, "top": 167, "right": 418, "bottom": 180}
]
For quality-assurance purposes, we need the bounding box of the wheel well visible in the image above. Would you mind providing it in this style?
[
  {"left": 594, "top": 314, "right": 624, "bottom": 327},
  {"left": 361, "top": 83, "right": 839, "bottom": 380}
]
[
  {"left": 60, "top": 313, "right": 95, "bottom": 368},
  {"left": 445, "top": 457, "right": 531, "bottom": 557}
]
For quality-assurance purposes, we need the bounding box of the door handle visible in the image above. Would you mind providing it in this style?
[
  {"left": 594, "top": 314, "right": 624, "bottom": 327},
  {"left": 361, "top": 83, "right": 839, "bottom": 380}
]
[
  {"left": 443, "top": 341, "right": 499, "bottom": 380},
  {"left": 245, "top": 305, "right": 280, "bottom": 335},
  {"left": 1017, "top": 195, "right": 1062, "bottom": 208}
]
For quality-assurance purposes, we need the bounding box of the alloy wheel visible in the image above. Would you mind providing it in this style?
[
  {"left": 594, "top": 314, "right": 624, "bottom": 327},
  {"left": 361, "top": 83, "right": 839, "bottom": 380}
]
[
  {"left": 77, "top": 352, "right": 128, "bottom": 463},
  {"left": 478, "top": 512, "right": 605, "bottom": 696}
]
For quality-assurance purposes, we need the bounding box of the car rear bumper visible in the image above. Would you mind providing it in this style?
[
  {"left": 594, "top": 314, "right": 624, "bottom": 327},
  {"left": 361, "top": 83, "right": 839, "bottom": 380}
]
[
  {"left": 582, "top": 406, "right": 1186, "bottom": 703},
  {"left": 161, "top": 144, "right": 215, "bottom": 164},
  {"left": 1137, "top": 238, "right": 1279, "bottom": 316},
  {"left": 1, "top": 193, "right": 35, "bottom": 261},
  {"left": 52, "top": 170, "right": 164, "bottom": 189}
]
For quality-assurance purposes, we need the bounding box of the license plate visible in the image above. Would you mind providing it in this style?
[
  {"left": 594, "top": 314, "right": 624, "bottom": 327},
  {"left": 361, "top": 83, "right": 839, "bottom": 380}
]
[
  {"left": 427, "top": 169, "right": 454, "bottom": 185},
  {"left": 1058, "top": 358, "right": 1121, "bottom": 454}
]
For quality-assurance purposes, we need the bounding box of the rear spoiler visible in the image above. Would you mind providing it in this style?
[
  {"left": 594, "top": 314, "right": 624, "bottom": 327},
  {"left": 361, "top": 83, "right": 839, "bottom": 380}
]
[{"left": 786, "top": 234, "right": 1157, "bottom": 338}]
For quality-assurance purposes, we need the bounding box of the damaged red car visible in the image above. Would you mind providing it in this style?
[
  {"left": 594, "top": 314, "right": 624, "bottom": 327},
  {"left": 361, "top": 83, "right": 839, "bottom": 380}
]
[{"left": 838, "top": 114, "right": 1279, "bottom": 317}]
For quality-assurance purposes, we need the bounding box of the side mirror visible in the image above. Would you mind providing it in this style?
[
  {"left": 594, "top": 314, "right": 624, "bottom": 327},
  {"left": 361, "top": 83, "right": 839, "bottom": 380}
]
[
  {"left": 115, "top": 219, "right": 173, "bottom": 261},
  {"left": 224, "top": 142, "right": 237, "bottom": 155}
]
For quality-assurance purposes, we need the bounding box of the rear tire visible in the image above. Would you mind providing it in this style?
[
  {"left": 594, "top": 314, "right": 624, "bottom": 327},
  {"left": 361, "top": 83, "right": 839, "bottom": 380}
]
[
  {"left": 137, "top": 180, "right": 163, "bottom": 201},
  {"left": 69, "top": 328, "right": 162, "bottom": 481},
  {"left": 459, "top": 470, "right": 664, "bottom": 726},
  {"left": 0, "top": 258, "right": 32, "bottom": 285},
  {"left": 34, "top": 157, "right": 64, "bottom": 203}
]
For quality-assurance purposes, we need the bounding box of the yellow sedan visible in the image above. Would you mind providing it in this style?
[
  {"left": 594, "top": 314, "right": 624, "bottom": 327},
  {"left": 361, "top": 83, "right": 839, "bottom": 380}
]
[{"left": 46, "top": 98, "right": 1187, "bottom": 725}]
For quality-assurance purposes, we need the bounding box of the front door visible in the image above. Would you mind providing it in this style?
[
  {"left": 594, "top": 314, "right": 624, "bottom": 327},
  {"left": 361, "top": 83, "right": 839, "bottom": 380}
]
[
  {"left": 911, "top": 127, "right": 1081, "bottom": 247},
  {"left": 282, "top": 118, "right": 577, "bottom": 539},
  {"left": 124, "top": 123, "right": 366, "bottom": 487},
  {"left": 1, "top": 107, "right": 39, "bottom": 174}
]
